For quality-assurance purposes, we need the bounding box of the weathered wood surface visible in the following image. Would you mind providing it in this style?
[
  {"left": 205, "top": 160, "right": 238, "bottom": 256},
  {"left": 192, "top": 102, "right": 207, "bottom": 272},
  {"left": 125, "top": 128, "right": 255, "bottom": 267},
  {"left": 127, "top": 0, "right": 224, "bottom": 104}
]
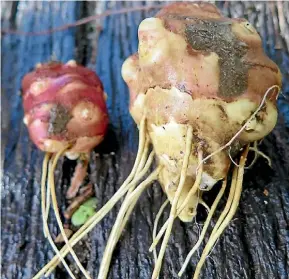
[{"left": 1, "top": 1, "right": 289, "bottom": 279}]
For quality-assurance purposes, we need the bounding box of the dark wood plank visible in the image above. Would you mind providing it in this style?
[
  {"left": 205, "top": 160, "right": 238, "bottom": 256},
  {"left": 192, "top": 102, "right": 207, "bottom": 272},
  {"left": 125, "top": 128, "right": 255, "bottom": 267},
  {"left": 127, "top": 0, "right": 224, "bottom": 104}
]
[{"left": 1, "top": 1, "right": 289, "bottom": 279}]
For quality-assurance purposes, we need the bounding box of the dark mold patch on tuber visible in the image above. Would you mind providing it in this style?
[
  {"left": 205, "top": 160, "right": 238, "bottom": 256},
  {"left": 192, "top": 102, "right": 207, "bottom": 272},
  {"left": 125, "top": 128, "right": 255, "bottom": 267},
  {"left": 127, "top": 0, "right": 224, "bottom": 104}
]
[
  {"left": 185, "top": 18, "right": 249, "bottom": 98},
  {"left": 48, "top": 104, "right": 71, "bottom": 135}
]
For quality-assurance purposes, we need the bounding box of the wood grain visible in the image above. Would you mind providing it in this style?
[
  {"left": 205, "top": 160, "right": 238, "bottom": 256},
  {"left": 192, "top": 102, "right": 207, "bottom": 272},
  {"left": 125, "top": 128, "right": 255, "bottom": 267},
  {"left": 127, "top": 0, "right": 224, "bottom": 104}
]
[{"left": 1, "top": 1, "right": 289, "bottom": 279}]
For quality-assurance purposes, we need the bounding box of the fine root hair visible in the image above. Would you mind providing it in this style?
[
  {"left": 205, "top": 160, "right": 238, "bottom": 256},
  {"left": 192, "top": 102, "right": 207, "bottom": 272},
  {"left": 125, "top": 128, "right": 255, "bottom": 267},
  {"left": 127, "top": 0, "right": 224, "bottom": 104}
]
[
  {"left": 178, "top": 179, "right": 227, "bottom": 277},
  {"left": 192, "top": 145, "right": 249, "bottom": 279},
  {"left": 149, "top": 150, "right": 203, "bottom": 252},
  {"left": 33, "top": 117, "right": 152, "bottom": 278},
  {"left": 40, "top": 152, "right": 76, "bottom": 279},
  {"left": 97, "top": 139, "right": 152, "bottom": 279},
  {"left": 153, "top": 200, "right": 170, "bottom": 264},
  {"left": 49, "top": 147, "right": 92, "bottom": 279}
]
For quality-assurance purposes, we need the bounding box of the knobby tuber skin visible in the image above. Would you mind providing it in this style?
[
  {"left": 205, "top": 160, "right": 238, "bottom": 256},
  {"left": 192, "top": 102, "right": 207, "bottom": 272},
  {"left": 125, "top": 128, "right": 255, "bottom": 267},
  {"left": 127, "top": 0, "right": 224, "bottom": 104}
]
[
  {"left": 122, "top": 1, "right": 281, "bottom": 222},
  {"left": 22, "top": 60, "right": 109, "bottom": 279},
  {"left": 22, "top": 60, "right": 108, "bottom": 154}
]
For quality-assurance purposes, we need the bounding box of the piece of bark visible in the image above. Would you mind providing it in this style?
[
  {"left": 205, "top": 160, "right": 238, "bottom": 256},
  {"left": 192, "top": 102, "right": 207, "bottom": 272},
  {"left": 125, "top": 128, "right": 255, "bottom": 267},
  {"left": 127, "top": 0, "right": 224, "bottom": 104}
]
[
  {"left": 66, "top": 158, "right": 89, "bottom": 199},
  {"left": 64, "top": 183, "right": 94, "bottom": 219},
  {"left": 54, "top": 229, "right": 73, "bottom": 244}
]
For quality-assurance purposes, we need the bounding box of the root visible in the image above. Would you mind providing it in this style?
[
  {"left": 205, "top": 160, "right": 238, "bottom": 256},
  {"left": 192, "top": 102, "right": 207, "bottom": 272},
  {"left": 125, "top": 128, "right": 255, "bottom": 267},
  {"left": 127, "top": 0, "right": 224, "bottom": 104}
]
[
  {"left": 41, "top": 153, "right": 51, "bottom": 237},
  {"left": 246, "top": 142, "right": 259, "bottom": 169},
  {"left": 177, "top": 149, "right": 203, "bottom": 214},
  {"left": 40, "top": 153, "right": 76, "bottom": 279},
  {"left": 136, "top": 139, "right": 150, "bottom": 173},
  {"left": 152, "top": 126, "right": 193, "bottom": 279},
  {"left": 246, "top": 141, "right": 272, "bottom": 169},
  {"left": 49, "top": 147, "right": 91, "bottom": 279},
  {"left": 45, "top": 158, "right": 54, "bottom": 226},
  {"left": 2, "top": 5, "right": 165, "bottom": 36},
  {"left": 149, "top": 151, "right": 203, "bottom": 252},
  {"left": 196, "top": 85, "right": 280, "bottom": 172},
  {"left": 192, "top": 145, "right": 249, "bottom": 279},
  {"left": 230, "top": 141, "right": 272, "bottom": 169},
  {"left": 114, "top": 142, "right": 152, "bottom": 237},
  {"left": 33, "top": 118, "right": 150, "bottom": 278},
  {"left": 153, "top": 200, "right": 170, "bottom": 264},
  {"left": 178, "top": 179, "right": 227, "bottom": 277},
  {"left": 211, "top": 168, "right": 238, "bottom": 237},
  {"left": 97, "top": 166, "right": 161, "bottom": 279},
  {"left": 228, "top": 146, "right": 240, "bottom": 167},
  {"left": 45, "top": 151, "right": 155, "bottom": 277},
  {"left": 199, "top": 199, "right": 210, "bottom": 214},
  {"left": 97, "top": 140, "right": 151, "bottom": 279}
]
